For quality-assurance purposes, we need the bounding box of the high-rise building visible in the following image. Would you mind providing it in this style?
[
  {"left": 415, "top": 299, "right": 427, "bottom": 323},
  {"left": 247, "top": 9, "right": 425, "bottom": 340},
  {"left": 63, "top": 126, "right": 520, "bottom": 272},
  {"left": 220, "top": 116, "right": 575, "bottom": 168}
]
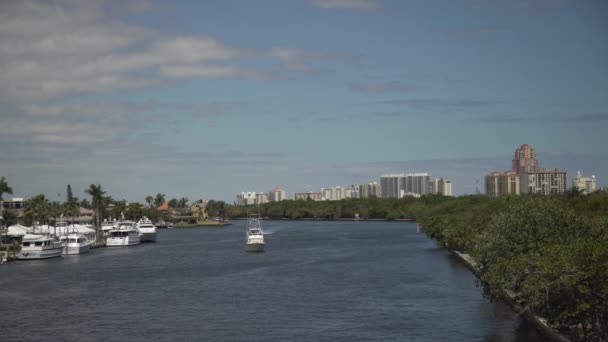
[
  {"left": 359, "top": 182, "right": 380, "bottom": 198},
  {"left": 485, "top": 171, "right": 520, "bottom": 196},
  {"left": 320, "top": 186, "right": 354, "bottom": 201},
  {"left": 380, "top": 173, "right": 431, "bottom": 198},
  {"left": 486, "top": 144, "right": 566, "bottom": 196},
  {"left": 255, "top": 192, "right": 269, "bottom": 204},
  {"left": 437, "top": 178, "right": 453, "bottom": 196},
  {"left": 428, "top": 178, "right": 453, "bottom": 196},
  {"left": 269, "top": 187, "right": 286, "bottom": 202},
  {"left": 572, "top": 171, "right": 597, "bottom": 194},
  {"left": 236, "top": 192, "right": 257, "bottom": 205},
  {"left": 520, "top": 169, "right": 567, "bottom": 195},
  {"left": 512, "top": 144, "right": 539, "bottom": 174},
  {"left": 293, "top": 192, "right": 322, "bottom": 201}
]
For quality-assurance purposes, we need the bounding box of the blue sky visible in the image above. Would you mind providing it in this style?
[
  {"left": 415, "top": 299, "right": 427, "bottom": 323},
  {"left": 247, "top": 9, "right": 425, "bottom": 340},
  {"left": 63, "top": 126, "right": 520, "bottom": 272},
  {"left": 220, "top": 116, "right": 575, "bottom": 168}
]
[{"left": 1, "top": 0, "right": 607, "bottom": 202}]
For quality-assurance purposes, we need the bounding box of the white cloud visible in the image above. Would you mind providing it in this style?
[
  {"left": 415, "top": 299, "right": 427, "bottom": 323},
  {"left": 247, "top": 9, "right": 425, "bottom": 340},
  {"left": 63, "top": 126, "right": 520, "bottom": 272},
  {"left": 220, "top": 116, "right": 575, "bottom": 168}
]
[
  {"left": 312, "top": 0, "right": 380, "bottom": 10},
  {"left": 159, "top": 64, "right": 239, "bottom": 79}
]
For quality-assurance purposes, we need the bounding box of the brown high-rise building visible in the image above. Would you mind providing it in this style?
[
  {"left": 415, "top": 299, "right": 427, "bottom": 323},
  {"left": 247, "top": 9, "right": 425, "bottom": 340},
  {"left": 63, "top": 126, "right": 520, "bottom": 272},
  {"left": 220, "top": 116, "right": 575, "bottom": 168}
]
[
  {"left": 512, "top": 144, "right": 539, "bottom": 174},
  {"left": 485, "top": 171, "right": 521, "bottom": 196},
  {"left": 486, "top": 144, "right": 566, "bottom": 196}
]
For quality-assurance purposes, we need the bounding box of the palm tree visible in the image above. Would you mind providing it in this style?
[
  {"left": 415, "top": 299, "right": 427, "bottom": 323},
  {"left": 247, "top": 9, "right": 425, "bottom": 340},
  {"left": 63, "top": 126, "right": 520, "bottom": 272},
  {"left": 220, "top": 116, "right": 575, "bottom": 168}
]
[
  {"left": 24, "top": 194, "right": 50, "bottom": 226},
  {"left": 178, "top": 197, "right": 189, "bottom": 208},
  {"left": 48, "top": 201, "right": 63, "bottom": 225},
  {"left": 145, "top": 196, "right": 154, "bottom": 208},
  {"left": 154, "top": 193, "right": 165, "bottom": 208},
  {"left": 64, "top": 184, "right": 80, "bottom": 223},
  {"left": 85, "top": 184, "right": 106, "bottom": 228},
  {"left": 0, "top": 176, "right": 13, "bottom": 217}
]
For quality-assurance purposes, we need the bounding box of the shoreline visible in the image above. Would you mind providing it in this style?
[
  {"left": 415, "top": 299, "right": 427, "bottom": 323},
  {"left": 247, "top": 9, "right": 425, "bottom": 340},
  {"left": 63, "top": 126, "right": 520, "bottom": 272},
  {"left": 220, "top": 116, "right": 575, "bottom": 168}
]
[
  {"left": 450, "top": 249, "right": 570, "bottom": 342},
  {"left": 232, "top": 217, "right": 414, "bottom": 222}
]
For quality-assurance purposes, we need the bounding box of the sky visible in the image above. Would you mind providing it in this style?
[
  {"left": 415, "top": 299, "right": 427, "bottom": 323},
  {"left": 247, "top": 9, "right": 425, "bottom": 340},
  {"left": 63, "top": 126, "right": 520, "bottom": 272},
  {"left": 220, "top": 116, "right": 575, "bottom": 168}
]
[{"left": 0, "top": 0, "right": 607, "bottom": 203}]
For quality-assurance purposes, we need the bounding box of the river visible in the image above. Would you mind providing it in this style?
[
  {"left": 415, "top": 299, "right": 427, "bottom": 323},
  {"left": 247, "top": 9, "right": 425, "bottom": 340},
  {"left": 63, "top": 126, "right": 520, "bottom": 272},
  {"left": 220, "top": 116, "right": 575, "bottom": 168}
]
[{"left": 0, "top": 221, "right": 546, "bottom": 341}]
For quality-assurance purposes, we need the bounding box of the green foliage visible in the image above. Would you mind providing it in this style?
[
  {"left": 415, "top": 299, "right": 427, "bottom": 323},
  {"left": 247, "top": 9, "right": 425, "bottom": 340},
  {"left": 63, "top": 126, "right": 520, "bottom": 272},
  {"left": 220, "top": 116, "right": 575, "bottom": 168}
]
[
  {"left": 154, "top": 193, "right": 165, "bottom": 208},
  {"left": 85, "top": 184, "right": 107, "bottom": 227},
  {"left": 0, "top": 176, "right": 13, "bottom": 201},
  {"left": 1, "top": 209, "right": 18, "bottom": 226},
  {"left": 24, "top": 194, "right": 51, "bottom": 225}
]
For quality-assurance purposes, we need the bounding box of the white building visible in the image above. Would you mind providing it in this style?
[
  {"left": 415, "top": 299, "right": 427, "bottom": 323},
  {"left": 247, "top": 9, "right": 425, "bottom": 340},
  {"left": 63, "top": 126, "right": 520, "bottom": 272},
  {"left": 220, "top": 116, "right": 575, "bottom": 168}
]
[
  {"left": 572, "top": 171, "right": 597, "bottom": 194},
  {"left": 431, "top": 178, "right": 453, "bottom": 196},
  {"left": 236, "top": 192, "right": 257, "bottom": 206},
  {"left": 380, "top": 173, "right": 431, "bottom": 198},
  {"left": 521, "top": 169, "right": 567, "bottom": 195},
  {"left": 320, "top": 186, "right": 354, "bottom": 201},
  {"left": 269, "top": 187, "right": 286, "bottom": 202}
]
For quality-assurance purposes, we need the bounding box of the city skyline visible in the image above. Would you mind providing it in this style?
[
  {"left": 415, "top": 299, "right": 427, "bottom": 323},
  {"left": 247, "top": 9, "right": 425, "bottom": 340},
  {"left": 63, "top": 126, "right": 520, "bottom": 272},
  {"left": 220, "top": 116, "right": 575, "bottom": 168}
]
[{"left": 1, "top": 0, "right": 607, "bottom": 202}]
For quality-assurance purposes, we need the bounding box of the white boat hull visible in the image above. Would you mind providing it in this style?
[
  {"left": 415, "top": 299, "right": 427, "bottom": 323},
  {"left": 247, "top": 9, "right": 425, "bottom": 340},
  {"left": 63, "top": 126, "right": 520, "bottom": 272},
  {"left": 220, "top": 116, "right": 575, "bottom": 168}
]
[
  {"left": 139, "top": 232, "right": 157, "bottom": 242},
  {"left": 246, "top": 242, "right": 265, "bottom": 253},
  {"left": 17, "top": 247, "right": 63, "bottom": 260},
  {"left": 63, "top": 243, "right": 91, "bottom": 255},
  {"left": 106, "top": 235, "right": 140, "bottom": 247}
]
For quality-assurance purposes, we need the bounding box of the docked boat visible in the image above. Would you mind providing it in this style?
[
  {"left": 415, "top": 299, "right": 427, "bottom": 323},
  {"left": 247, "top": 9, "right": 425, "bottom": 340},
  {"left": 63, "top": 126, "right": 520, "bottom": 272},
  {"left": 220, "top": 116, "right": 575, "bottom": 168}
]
[
  {"left": 106, "top": 220, "right": 140, "bottom": 247},
  {"left": 101, "top": 219, "right": 117, "bottom": 237},
  {"left": 245, "top": 214, "right": 265, "bottom": 253},
  {"left": 17, "top": 233, "right": 63, "bottom": 260},
  {"left": 59, "top": 226, "right": 92, "bottom": 255},
  {"left": 137, "top": 216, "right": 157, "bottom": 242}
]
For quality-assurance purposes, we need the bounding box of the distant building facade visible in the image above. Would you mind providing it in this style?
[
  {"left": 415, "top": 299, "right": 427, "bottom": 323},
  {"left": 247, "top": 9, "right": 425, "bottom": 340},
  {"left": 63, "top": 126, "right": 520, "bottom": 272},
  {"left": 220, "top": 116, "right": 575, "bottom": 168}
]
[
  {"left": 1, "top": 197, "right": 26, "bottom": 211},
  {"left": 512, "top": 144, "right": 539, "bottom": 174},
  {"left": 293, "top": 192, "right": 322, "bottom": 201},
  {"left": 572, "top": 171, "right": 597, "bottom": 194},
  {"left": 359, "top": 182, "right": 380, "bottom": 198},
  {"left": 320, "top": 186, "right": 354, "bottom": 201},
  {"left": 236, "top": 192, "right": 257, "bottom": 206},
  {"left": 269, "top": 187, "right": 286, "bottom": 202},
  {"left": 256, "top": 192, "right": 269, "bottom": 205},
  {"left": 485, "top": 171, "right": 521, "bottom": 196},
  {"left": 486, "top": 144, "right": 567, "bottom": 196},
  {"left": 521, "top": 169, "right": 567, "bottom": 195},
  {"left": 380, "top": 173, "right": 431, "bottom": 198},
  {"left": 429, "top": 178, "right": 453, "bottom": 196},
  {"left": 437, "top": 178, "right": 453, "bottom": 196},
  {"left": 191, "top": 201, "right": 209, "bottom": 222}
]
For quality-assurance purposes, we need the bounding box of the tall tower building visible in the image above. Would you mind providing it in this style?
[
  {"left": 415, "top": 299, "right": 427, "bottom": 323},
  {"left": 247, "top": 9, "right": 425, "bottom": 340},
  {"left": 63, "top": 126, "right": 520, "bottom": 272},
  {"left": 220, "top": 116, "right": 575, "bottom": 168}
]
[
  {"left": 380, "top": 173, "right": 431, "bottom": 198},
  {"left": 512, "top": 144, "right": 539, "bottom": 174}
]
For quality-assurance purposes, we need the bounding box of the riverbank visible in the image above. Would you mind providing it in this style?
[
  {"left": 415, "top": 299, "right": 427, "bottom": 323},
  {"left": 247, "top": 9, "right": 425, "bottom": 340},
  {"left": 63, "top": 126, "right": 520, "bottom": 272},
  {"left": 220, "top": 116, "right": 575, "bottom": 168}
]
[
  {"left": 232, "top": 217, "right": 414, "bottom": 222},
  {"left": 450, "top": 249, "right": 571, "bottom": 342}
]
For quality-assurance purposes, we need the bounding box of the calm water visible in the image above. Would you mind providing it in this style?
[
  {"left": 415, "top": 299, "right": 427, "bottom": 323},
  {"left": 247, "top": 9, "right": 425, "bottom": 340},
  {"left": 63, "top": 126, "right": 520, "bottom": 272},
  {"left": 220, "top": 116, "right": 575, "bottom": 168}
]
[{"left": 0, "top": 221, "right": 545, "bottom": 341}]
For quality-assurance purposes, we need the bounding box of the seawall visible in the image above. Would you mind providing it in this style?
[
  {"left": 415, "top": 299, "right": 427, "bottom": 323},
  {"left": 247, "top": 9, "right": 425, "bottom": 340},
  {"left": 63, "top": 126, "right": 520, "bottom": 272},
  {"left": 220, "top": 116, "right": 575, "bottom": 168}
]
[{"left": 450, "top": 250, "right": 571, "bottom": 342}]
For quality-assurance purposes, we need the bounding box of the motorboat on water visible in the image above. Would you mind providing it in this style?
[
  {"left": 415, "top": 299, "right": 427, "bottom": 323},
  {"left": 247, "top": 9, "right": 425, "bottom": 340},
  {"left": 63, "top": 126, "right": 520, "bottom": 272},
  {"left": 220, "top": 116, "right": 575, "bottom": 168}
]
[
  {"left": 17, "top": 233, "right": 63, "bottom": 260},
  {"left": 59, "top": 225, "right": 92, "bottom": 255},
  {"left": 136, "top": 216, "right": 157, "bottom": 242},
  {"left": 106, "top": 220, "right": 140, "bottom": 247},
  {"left": 245, "top": 214, "right": 265, "bottom": 253}
]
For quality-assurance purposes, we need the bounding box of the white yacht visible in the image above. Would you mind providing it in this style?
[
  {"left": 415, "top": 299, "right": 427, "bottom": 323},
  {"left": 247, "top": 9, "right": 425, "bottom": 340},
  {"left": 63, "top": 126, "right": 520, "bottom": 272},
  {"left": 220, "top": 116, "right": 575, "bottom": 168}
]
[
  {"left": 17, "top": 233, "right": 63, "bottom": 260},
  {"left": 59, "top": 226, "right": 92, "bottom": 255},
  {"left": 136, "top": 216, "right": 157, "bottom": 242},
  {"left": 101, "top": 219, "right": 117, "bottom": 237},
  {"left": 245, "top": 214, "right": 265, "bottom": 253},
  {"left": 106, "top": 220, "right": 140, "bottom": 247}
]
